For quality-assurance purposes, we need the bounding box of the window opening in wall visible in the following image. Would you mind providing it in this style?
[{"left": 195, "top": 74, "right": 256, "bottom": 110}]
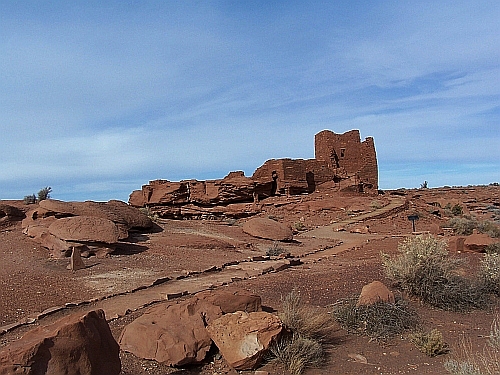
[{"left": 340, "top": 148, "right": 346, "bottom": 158}]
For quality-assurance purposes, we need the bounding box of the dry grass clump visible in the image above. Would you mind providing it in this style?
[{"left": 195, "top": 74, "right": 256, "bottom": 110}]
[
  {"left": 382, "top": 235, "right": 489, "bottom": 311},
  {"left": 409, "top": 328, "right": 449, "bottom": 357},
  {"left": 332, "top": 297, "right": 419, "bottom": 342},
  {"left": 270, "top": 333, "right": 324, "bottom": 375},
  {"left": 444, "top": 315, "right": 500, "bottom": 375},
  {"left": 269, "top": 290, "right": 338, "bottom": 374}
]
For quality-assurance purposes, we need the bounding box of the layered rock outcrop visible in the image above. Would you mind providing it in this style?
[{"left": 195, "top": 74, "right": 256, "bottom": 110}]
[
  {"left": 129, "top": 130, "right": 378, "bottom": 219},
  {"left": 22, "top": 199, "right": 152, "bottom": 258}
]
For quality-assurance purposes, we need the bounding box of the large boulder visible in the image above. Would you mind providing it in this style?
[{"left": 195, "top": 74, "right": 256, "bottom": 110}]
[
  {"left": 49, "top": 216, "right": 121, "bottom": 244},
  {"left": 207, "top": 311, "right": 282, "bottom": 370},
  {"left": 242, "top": 217, "right": 293, "bottom": 241},
  {"left": 357, "top": 281, "right": 395, "bottom": 306},
  {"left": 119, "top": 298, "right": 223, "bottom": 366},
  {"left": 464, "top": 231, "right": 496, "bottom": 253},
  {"left": 0, "top": 309, "right": 120, "bottom": 375},
  {"left": 194, "top": 287, "right": 262, "bottom": 314}
]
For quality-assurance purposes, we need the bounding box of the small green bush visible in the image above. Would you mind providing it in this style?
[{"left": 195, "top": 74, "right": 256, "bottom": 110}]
[
  {"left": 23, "top": 194, "right": 36, "bottom": 205},
  {"left": 409, "top": 328, "right": 449, "bottom": 357},
  {"left": 485, "top": 243, "right": 500, "bottom": 254},
  {"left": 446, "top": 217, "right": 500, "bottom": 238},
  {"left": 37, "top": 186, "right": 52, "bottom": 201},
  {"left": 477, "top": 220, "right": 500, "bottom": 238},
  {"left": 382, "top": 235, "right": 489, "bottom": 311},
  {"left": 451, "top": 204, "right": 464, "bottom": 216},
  {"left": 332, "top": 297, "right": 419, "bottom": 341}
]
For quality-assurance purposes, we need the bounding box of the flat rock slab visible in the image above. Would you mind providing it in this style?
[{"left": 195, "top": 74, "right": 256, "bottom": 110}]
[{"left": 242, "top": 218, "right": 293, "bottom": 241}]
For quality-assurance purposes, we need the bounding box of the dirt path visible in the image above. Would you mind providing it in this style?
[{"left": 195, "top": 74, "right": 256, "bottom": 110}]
[{"left": 0, "top": 198, "right": 407, "bottom": 334}]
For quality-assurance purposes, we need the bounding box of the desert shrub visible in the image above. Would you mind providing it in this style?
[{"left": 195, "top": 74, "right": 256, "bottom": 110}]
[
  {"left": 452, "top": 204, "right": 464, "bottom": 216},
  {"left": 332, "top": 297, "right": 419, "bottom": 341},
  {"left": 446, "top": 217, "right": 500, "bottom": 238},
  {"left": 269, "top": 291, "right": 337, "bottom": 374},
  {"left": 447, "top": 217, "right": 478, "bottom": 235},
  {"left": 382, "top": 235, "right": 489, "bottom": 311},
  {"left": 477, "top": 220, "right": 500, "bottom": 238},
  {"left": 485, "top": 243, "right": 500, "bottom": 255},
  {"left": 444, "top": 316, "right": 500, "bottom": 375},
  {"left": 23, "top": 194, "right": 36, "bottom": 205},
  {"left": 293, "top": 221, "right": 306, "bottom": 231},
  {"left": 409, "top": 328, "right": 449, "bottom": 357},
  {"left": 270, "top": 333, "right": 324, "bottom": 375},
  {"left": 420, "top": 181, "right": 428, "bottom": 189},
  {"left": 278, "top": 290, "right": 338, "bottom": 343},
  {"left": 479, "top": 253, "right": 500, "bottom": 296},
  {"left": 266, "top": 242, "right": 288, "bottom": 257},
  {"left": 139, "top": 207, "right": 159, "bottom": 222},
  {"left": 37, "top": 186, "right": 52, "bottom": 201}
]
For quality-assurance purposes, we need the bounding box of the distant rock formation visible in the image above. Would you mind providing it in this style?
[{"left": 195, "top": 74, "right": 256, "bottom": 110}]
[{"left": 129, "top": 130, "right": 378, "bottom": 218}]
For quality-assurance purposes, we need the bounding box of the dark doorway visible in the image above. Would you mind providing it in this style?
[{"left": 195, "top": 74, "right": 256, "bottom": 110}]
[
  {"left": 306, "top": 171, "right": 316, "bottom": 193},
  {"left": 271, "top": 171, "right": 278, "bottom": 196}
]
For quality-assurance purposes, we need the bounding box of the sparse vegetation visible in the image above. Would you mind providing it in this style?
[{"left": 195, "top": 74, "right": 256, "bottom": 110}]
[
  {"left": 332, "top": 297, "right": 419, "bottom": 341},
  {"left": 444, "top": 315, "right": 500, "bottom": 375},
  {"left": 37, "top": 186, "right": 52, "bottom": 201},
  {"left": 420, "top": 181, "right": 428, "bottom": 189},
  {"left": 266, "top": 242, "right": 288, "bottom": 257},
  {"left": 479, "top": 253, "right": 500, "bottom": 296},
  {"left": 409, "top": 328, "right": 449, "bottom": 357},
  {"left": 23, "top": 194, "right": 37, "bottom": 205},
  {"left": 139, "top": 207, "right": 159, "bottom": 222},
  {"left": 446, "top": 216, "right": 500, "bottom": 237},
  {"left": 293, "top": 221, "right": 306, "bottom": 231},
  {"left": 382, "top": 235, "right": 489, "bottom": 311},
  {"left": 370, "top": 200, "right": 382, "bottom": 210},
  {"left": 269, "top": 290, "right": 337, "bottom": 374}
]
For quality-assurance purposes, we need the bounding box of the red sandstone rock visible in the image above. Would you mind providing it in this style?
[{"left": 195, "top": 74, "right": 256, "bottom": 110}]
[
  {"left": 206, "top": 311, "right": 283, "bottom": 370},
  {"left": 464, "top": 231, "right": 496, "bottom": 253},
  {"left": 194, "top": 287, "right": 262, "bottom": 314},
  {"left": 119, "top": 298, "right": 223, "bottom": 366},
  {"left": 0, "top": 204, "right": 25, "bottom": 228},
  {"left": 242, "top": 217, "right": 293, "bottom": 241},
  {"left": 0, "top": 309, "right": 120, "bottom": 375},
  {"left": 357, "top": 281, "right": 395, "bottom": 306},
  {"left": 49, "top": 216, "right": 120, "bottom": 244}
]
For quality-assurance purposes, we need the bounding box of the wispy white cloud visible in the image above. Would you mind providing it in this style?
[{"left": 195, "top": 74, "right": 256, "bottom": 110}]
[{"left": 0, "top": 0, "right": 498, "bottom": 200}]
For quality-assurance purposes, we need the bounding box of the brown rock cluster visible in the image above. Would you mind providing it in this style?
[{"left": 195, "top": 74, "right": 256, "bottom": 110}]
[
  {"left": 22, "top": 199, "right": 153, "bottom": 258},
  {"left": 119, "top": 288, "right": 282, "bottom": 370},
  {"left": 242, "top": 217, "right": 293, "bottom": 241},
  {"left": 0, "top": 309, "right": 120, "bottom": 375}
]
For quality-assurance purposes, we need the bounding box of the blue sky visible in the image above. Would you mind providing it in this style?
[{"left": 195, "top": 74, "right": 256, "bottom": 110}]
[{"left": 1, "top": 0, "right": 498, "bottom": 202}]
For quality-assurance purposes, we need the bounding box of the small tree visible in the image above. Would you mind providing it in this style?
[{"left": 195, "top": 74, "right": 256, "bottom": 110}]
[
  {"left": 37, "top": 187, "right": 52, "bottom": 201},
  {"left": 420, "top": 181, "right": 428, "bottom": 189}
]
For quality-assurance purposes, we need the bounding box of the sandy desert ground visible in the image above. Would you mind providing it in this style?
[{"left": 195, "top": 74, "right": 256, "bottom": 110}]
[{"left": 1, "top": 184, "right": 499, "bottom": 375}]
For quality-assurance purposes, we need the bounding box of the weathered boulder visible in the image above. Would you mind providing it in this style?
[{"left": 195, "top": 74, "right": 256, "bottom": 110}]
[
  {"left": 194, "top": 287, "right": 262, "bottom": 314},
  {"left": 357, "top": 281, "right": 395, "bottom": 306},
  {"left": 206, "top": 311, "right": 283, "bottom": 370},
  {"left": 0, "top": 309, "right": 120, "bottom": 375},
  {"left": 242, "top": 217, "right": 293, "bottom": 241},
  {"left": 0, "top": 204, "right": 25, "bottom": 227},
  {"left": 119, "top": 298, "right": 222, "bottom": 366},
  {"left": 464, "top": 231, "right": 496, "bottom": 253},
  {"left": 49, "top": 216, "right": 120, "bottom": 243}
]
